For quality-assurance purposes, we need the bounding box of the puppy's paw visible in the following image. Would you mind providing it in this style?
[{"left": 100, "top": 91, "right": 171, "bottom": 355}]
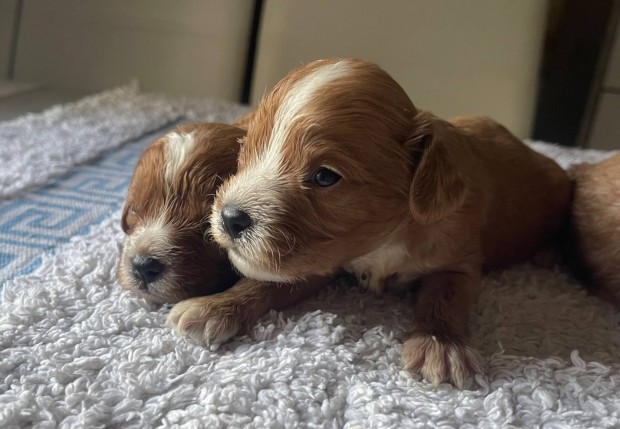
[
  {"left": 402, "top": 332, "right": 483, "bottom": 389},
  {"left": 167, "top": 296, "right": 243, "bottom": 345}
]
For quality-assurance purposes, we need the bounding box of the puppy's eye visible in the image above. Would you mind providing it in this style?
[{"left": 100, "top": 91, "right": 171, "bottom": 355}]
[{"left": 312, "top": 167, "right": 342, "bottom": 187}]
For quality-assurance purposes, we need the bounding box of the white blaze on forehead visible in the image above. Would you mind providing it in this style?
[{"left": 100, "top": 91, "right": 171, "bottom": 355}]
[
  {"left": 258, "top": 61, "right": 351, "bottom": 174},
  {"left": 140, "top": 216, "right": 171, "bottom": 245},
  {"left": 128, "top": 213, "right": 174, "bottom": 257},
  {"left": 164, "top": 131, "right": 198, "bottom": 184}
]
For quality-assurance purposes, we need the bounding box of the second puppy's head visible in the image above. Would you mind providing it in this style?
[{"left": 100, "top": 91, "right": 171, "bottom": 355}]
[
  {"left": 211, "top": 58, "right": 461, "bottom": 282},
  {"left": 118, "top": 123, "right": 245, "bottom": 303}
]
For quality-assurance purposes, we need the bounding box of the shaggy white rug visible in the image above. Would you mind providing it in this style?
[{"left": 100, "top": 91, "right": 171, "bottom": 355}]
[
  {"left": 1, "top": 90, "right": 620, "bottom": 428},
  {"left": 0, "top": 82, "right": 248, "bottom": 199},
  {"left": 0, "top": 82, "right": 182, "bottom": 199}
]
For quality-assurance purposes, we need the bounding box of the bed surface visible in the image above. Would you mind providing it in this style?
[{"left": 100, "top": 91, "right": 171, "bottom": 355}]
[{"left": 1, "top": 86, "right": 619, "bottom": 429}]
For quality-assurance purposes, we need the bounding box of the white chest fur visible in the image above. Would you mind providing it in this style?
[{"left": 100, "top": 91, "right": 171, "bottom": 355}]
[{"left": 343, "top": 241, "right": 417, "bottom": 294}]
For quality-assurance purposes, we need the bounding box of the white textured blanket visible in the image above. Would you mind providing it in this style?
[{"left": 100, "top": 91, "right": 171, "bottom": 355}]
[
  {"left": 1, "top": 89, "right": 620, "bottom": 428},
  {"left": 0, "top": 82, "right": 248, "bottom": 199},
  {"left": 0, "top": 83, "right": 180, "bottom": 199}
]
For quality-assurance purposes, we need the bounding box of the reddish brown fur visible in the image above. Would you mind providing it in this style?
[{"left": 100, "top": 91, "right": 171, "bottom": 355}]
[
  {"left": 213, "top": 60, "right": 418, "bottom": 278},
  {"left": 170, "top": 59, "right": 571, "bottom": 388},
  {"left": 445, "top": 115, "right": 571, "bottom": 271},
  {"left": 117, "top": 123, "right": 245, "bottom": 303},
  {"left": 569, "top": 154, "right": 620, "bottom": 307}
]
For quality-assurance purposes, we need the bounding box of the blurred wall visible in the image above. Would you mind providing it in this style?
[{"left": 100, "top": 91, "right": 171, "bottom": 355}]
[
  {"left": 587, "top": 19, "right": 620, "bottom": 150},
  {"left": 12, "top": 0, "right": 253, "bottom": 100},
  {"left": 0, "top": 0, "right": 18, "bottom": 79},
  {"left": 7, "top": 0, "right": 549, "bottom": 137},
  {"left": 252, "top": 0, "right": 548, "bottom": 137}
]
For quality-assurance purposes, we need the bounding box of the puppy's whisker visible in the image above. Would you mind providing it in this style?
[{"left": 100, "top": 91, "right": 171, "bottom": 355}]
[{"left": 275, "top": 229, "right": 296, "bottom": 258}]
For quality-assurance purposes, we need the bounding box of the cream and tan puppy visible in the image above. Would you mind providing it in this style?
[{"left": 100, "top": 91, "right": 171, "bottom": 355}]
[
  {"left": 117, "top": 123, "right": 245, "bottom": 303},
  {"left": 169, "top": 58, "right": 571, "bottom": 388},
  {"left": 569, "top": 154, "right": 620, "bottom": 306}
]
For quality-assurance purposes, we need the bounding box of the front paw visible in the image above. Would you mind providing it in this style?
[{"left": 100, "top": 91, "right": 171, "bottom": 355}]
[
  {"left": 401, "top": 332, "right": 483, "bottom": 389},
  {"left": 166, "top": 296, "right": 243, "bottom": 345}
]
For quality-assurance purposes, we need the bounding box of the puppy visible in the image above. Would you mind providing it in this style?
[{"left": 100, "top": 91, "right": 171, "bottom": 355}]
[
  {"left": 569, "top": 153, "right": 620, "bottom": 307},
  {"left": 169, "top": 58, "right": 571, "bottom": 388},
  {"left": 117, "top": 123, "right": 245, "bottom": 303}
]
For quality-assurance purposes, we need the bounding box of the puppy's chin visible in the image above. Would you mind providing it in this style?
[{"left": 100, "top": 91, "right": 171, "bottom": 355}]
[{"left": 228, "top": 250, "right": 298, "bottom": 283}]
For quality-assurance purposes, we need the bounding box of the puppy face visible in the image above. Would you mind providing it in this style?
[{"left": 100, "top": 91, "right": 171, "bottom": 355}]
[
  {"left": 118, "top": 123, "right": 244, "bottom": 303},
  {"left": 211, "top": 59, "right": 421, "bottom": 282}
]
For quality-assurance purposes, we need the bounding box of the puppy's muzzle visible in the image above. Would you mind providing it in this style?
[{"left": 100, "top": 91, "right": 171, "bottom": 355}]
[
  {"left": 221, "top": 205, "right": 253, "bottom": 240},
  {"left": 131, "top": 255, "right": 165, "bottom": 289}
]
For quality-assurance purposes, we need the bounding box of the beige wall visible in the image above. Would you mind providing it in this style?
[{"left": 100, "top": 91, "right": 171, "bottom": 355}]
[
  {"left": 8, "top": 0, "right": 549, "bottom": 133},
  {"left": 252, "top": 0, "right": 548, "bottom": 137},
  {"left": 0, "top": 0, "right": 18, "bottom": 79},
  {"left": 586, "top": 21, "right": 620, "bottom": 150},
  {"left": 13, "top": 0, "right": 252, "bottom": 100}
]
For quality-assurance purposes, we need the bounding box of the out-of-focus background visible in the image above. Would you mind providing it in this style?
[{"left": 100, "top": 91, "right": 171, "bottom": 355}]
[{"left": 1, "top": 0, "right": 618, "bottom": 148}]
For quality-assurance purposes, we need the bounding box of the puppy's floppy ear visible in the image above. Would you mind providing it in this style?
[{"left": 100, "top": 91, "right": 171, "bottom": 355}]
[
  {"left": 120, "top": 203, "right": 131, "bottom": 234},
  {"left": 407, "top": 111, "right": 466, "bottom": 224}
]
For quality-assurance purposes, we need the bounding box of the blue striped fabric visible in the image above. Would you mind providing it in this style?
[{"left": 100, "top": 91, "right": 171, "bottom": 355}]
[{"left": 0, "top": 122, "right": 182, "bottom": 291}]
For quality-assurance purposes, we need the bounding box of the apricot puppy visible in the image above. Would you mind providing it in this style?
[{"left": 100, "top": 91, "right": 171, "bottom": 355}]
[
  {"left": 174, "top": 58, "right": 571, "bottom": 388},
  {"left": 117, "top": 123, "right": 245, "bottom": 303},
  {"left": 570, "top": 153, "right": 620, "bottom": 306}
]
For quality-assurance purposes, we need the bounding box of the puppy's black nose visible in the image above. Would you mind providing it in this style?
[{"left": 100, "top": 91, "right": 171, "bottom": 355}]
[
  {"left": 132, "top": 255, "right": 164, "bottom": 287},
  {"left": 221, "top": 205, "right": 252, "bottom": 239}
]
